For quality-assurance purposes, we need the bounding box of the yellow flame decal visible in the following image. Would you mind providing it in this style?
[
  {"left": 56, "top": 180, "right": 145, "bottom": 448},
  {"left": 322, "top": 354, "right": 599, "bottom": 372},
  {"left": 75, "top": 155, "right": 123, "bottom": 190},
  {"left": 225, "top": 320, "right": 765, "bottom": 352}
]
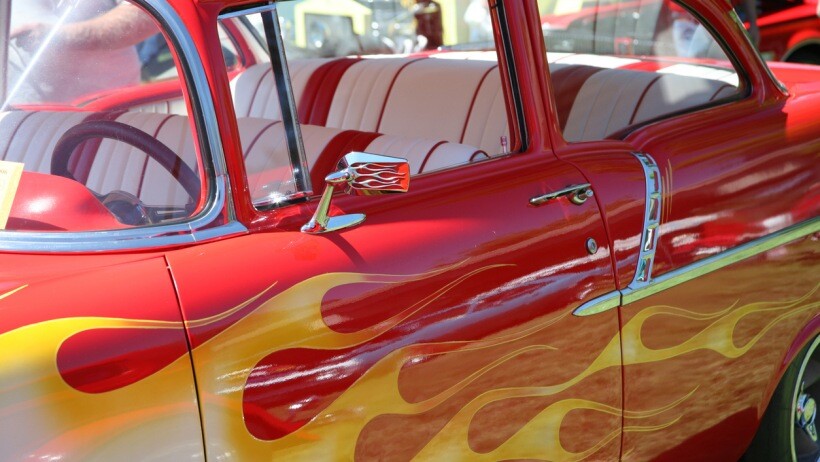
[
  {"left": 0, "top": 315, "right": 201, "bottom": 459},
  {"left": 191, "top": 279, "right": 817, "bottom": 459},
  {"left": 415, "top": 388, "right": 696, "bottom": 461},
  {"left": 621, "top": 285, "right": 819, "bottom": 366},
  {"left": 0, "top": 285, "right": 26, "bottom": 301},
  {"left": 1, "top": 265, "right": 817, "bottom": 461}
]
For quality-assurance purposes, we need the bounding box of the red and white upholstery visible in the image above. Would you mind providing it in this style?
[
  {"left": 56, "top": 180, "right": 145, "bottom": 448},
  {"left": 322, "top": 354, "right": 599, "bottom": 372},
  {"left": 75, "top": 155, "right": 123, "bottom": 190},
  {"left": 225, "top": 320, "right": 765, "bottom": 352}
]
[
  {"left": 0, "top": 111, "right": 198, "bottom": 209},
  {"left": 376, "top": 59, "right": 499, "bottom": 143},
  {"left": 0, "top": 51, "right": 741, "bottom": 225},
  {"left": 230, "top": 56, "right": 511, "bottom": 157},
  {"left": 89, "top": 112, "right": 197, "bottom": 208},
  {"left": 0, "top": 108, "right": 488, "bottom": 213},
  {"left": 0, "top": 111, "right": 93, "bottom": 173},
  {"left": 562, "top": 66, "right": 734, "bottom": 142},
  {"left": 231, "top": 59, "right": 333, "bottom": 119},
  {"left": 236, "top": 117, "right": 489, "bottom": 196},
  {"left": 324, "top": 58, "right": 419, "bottom": 132}
]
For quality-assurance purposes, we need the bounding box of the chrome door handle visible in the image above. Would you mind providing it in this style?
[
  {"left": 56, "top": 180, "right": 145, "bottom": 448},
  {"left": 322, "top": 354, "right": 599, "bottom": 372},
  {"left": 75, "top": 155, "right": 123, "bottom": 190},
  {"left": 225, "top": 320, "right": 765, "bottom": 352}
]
[{"left": 530, "top": 184, "right": 593, "bottom": 206}]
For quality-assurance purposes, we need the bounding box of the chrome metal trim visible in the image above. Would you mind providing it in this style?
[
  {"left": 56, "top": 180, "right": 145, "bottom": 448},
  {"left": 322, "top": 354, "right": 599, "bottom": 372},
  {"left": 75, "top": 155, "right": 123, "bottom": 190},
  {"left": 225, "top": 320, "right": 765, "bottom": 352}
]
[
  {"left": 724, "top": 8, "right": 788, "bottom": 94},
  {"left": 0, "top": 0, "right": 244, "bottom": 253},
  {"left": 573, "top": 291, "right": 621, "bottom": 317},
  {"left": 262, "top": 5, "right": 312, "bottom": 197},
  {"left": 302, "top": 153, "right": 410, "bottom": 234},
  {"left": 145, "top": 0, "right": 227, "bottom": 181},
  {"left": 218, "top": 4, "right": 276, "bottom": 20},
  {"left": 627, "top": 152, "right": 663, "bottom": 290},
  {"left": 622, "top": 217, "right": 820, "bottom": 306},
  {"left": 0, "top": 176, "right": 247, "bottom": 252},
  {"left": 530, "top": 184, "right": 593, "bottom": 206},
  {"left": 0, "top": 0, "right": 9, "bottom": 104},
  {"left": 573, "top": 216, "right": 819, "bottom": 316},
  {"left": 495, "top": 0, "right": 528, "bottom": 153}
]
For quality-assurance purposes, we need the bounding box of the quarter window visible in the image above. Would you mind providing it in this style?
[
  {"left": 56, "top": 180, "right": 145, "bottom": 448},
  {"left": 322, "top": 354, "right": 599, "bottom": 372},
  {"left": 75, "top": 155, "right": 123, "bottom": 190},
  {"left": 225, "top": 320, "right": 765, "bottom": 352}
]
[
  {"left": 538, "top": 0, "right": 743, "bottom": 142},
  {"left": 1, "top": 0, "right": 206, "bottom": 233}
]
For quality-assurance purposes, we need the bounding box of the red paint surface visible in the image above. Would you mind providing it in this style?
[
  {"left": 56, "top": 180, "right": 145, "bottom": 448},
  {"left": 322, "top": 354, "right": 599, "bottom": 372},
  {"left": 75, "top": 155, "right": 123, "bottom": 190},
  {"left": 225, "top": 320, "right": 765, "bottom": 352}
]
[
  {"left": 298, "top": 58, "right": 362, "bottom": 126},
  {"left": 8, "top": 172, "right": 124, "bottom": 232},
  {"left": 1, "top": 0, "right": 818, "bottom": 459},
  {"left": 58, "top": 327, "right": 189, "bottom": 394}
]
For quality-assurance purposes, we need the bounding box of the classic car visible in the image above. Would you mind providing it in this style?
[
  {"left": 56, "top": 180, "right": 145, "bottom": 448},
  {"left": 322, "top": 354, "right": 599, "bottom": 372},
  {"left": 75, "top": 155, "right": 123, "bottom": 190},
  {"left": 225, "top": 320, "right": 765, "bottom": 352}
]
[
  {"left": 756, "top": 0, "right": 820, "bottom": 63},
  {"left": 0, "top": 0, "right": 818, "bottom": 461},
  {"left": 540, "top": 0, "right": 820, "bottom": 63}
]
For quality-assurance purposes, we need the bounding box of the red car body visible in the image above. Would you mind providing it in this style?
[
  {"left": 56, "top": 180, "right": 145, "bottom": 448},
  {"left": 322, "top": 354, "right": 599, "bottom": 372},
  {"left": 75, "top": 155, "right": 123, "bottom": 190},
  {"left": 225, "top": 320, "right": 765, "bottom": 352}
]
[{"left": 0, "top": 0, "right": 818, "bottom": 461}]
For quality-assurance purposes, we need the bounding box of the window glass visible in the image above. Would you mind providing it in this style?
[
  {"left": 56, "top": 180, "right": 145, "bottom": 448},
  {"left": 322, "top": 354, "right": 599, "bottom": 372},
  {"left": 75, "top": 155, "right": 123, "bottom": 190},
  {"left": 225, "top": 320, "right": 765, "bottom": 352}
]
[
  {"left": 1, "top": 0, "right": 205, "bottom": 233},
  {"left": 222, "top": 0, "right": 516, "bottom": 210},
  {"left": 139, "top": 24, "right": 241, "bottom": 83},
  {"left": 538, "top": 0, "right": 743, "bottom": 142}
]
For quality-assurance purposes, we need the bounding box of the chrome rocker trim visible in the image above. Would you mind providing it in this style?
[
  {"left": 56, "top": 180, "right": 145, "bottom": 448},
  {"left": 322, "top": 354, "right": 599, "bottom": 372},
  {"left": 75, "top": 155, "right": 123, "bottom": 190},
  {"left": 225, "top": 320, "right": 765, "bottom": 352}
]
[
  {"left": 575, "top": 150, "right": 819, "bottom": 316},
  {"left": 575, "top": 217, "right": 819, "bottom": 316}
]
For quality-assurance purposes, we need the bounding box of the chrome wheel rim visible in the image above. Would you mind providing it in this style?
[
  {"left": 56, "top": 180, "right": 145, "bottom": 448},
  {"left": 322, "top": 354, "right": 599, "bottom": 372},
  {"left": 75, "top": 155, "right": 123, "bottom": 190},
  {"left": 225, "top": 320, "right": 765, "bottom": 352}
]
[{"left": 791, "top": 336, "right": 820, "bottom": 462}]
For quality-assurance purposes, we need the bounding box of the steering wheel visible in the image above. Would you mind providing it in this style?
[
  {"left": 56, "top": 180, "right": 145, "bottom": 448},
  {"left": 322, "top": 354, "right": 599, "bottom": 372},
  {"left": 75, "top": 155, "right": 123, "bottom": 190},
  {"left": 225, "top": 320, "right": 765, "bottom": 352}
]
[{"left": 51, "top": 120, "right": 201, "bottom": 226}]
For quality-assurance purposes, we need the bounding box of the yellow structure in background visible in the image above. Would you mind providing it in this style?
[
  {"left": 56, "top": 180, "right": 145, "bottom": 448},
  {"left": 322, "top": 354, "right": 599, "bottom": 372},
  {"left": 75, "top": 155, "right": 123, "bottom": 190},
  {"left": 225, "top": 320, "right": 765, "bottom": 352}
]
[
  {"left": 438, "top": 0, "right": 467, "bottom": 45},
  {"left": 539, "top": 0, "right": 585, "bottom": 15},
  {"left": 293, "top": 0, "right": 495, "bottom": 48},
  {"left": 294, "top": 0, "right": 372, "bottom": 48}
]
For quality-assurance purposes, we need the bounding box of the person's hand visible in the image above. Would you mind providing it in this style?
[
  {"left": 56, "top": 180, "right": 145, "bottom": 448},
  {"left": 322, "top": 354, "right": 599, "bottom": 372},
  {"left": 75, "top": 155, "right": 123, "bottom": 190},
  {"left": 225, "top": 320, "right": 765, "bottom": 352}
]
[{"left": 10, "top": 23, "right": 52, "bottom": 53}]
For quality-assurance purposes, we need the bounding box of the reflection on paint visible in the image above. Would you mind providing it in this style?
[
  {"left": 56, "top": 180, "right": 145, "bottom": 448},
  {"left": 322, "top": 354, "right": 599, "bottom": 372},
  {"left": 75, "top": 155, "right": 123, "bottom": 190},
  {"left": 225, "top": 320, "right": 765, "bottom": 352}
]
[
  {"left": 192, "top": 269, "right": 818, "bottom": 460},
  {"left": 1, "top": 271, "right": 817, "bottom": 460}
]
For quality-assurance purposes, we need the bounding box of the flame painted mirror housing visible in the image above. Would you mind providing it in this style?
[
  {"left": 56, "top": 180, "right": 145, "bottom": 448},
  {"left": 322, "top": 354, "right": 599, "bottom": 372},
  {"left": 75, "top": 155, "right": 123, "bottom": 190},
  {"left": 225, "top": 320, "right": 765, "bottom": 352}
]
[{"left": 301, "top": 152, "right": 410, "bottom": 234}]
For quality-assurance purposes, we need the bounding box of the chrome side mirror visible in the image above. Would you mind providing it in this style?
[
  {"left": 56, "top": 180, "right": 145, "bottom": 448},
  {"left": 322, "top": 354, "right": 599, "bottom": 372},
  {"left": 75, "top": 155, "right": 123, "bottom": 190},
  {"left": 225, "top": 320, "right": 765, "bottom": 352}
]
[{"left": 301, "top": 152, "right": 410, "bottom": 234}]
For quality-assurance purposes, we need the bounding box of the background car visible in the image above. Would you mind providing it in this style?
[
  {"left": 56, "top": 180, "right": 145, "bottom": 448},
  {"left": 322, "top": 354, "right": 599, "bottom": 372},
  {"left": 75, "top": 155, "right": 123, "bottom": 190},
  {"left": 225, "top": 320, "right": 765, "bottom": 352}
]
[{"left": 540, "top": 0, "right": 820, "bottom": 63}]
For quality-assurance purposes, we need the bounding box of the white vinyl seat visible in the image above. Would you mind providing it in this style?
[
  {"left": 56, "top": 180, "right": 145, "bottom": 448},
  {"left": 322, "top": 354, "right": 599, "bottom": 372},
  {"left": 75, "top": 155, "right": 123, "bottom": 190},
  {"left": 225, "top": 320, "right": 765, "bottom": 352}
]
[
  {"left": 563, "top": 67, "right": 734, "bottom": 142},
  {"left": 230, "top": 56, "right": 511, "bottom": 158},
  {"left": 231, "top": 59, "right": 333, "bottom": 119},
  {"left": 0, "top": 110, "right": 199, "bottom": 209},
  {"left": 0, "top": 111, "right": 94, "bottom": 173}
]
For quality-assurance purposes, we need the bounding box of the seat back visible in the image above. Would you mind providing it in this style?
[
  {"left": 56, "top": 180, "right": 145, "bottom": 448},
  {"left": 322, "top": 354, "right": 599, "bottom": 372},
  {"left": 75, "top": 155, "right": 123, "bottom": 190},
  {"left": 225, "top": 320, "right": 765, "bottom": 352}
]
[
  {"left": 230, "top": 56, "right": 511, "bottom": 157},
  {"left": 0, "top": 110, "right": 198, "bottom": 208}
]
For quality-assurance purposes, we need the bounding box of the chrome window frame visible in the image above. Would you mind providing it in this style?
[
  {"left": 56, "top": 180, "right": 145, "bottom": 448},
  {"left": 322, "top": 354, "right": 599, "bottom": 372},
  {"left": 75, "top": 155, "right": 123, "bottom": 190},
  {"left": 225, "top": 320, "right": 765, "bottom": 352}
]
[
  {"left": 0, "top": 0, "right": 246, "bottom": 253},
  {"left": 496, "top": 0, "right": 528, "bottom": 153},
  {"left": 219, "top": 2, "right": 314, "bottom": 210}
]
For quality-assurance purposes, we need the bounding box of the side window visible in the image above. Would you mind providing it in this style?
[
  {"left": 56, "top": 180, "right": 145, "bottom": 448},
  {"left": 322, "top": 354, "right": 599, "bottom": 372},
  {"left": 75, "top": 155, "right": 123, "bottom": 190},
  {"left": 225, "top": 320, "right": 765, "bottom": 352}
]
[
  {"left": 538, "top": 0, "right": 743, "bottom": 142},
  {"left": 140, "top": 24, "right": 242, "bottom": 82},
  {"left": 221, "top": 1, "right": 517, "bottom": 210},
  {"left": 1, "top": 1, "right": 206, "bottom": 233}
]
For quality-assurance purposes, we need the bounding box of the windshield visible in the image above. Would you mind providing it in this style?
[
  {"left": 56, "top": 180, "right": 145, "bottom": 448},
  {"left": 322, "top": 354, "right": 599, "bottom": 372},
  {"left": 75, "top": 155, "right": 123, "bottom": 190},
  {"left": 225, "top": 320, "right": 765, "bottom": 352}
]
[
  {"left": 6, "top": 1, "right": 152, "bottom": 107},
  {"left": 0, "top": 0, "right": 206, "bottom": 233}
]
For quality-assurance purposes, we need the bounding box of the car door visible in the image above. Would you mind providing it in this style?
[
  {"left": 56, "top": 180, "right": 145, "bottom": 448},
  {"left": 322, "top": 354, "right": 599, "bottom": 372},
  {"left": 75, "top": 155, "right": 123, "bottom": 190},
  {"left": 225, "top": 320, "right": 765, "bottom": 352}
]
[
  {"left": 537, "top": 0, "right": 820, "bottom": 459},
  {"left": 165, "top": 1, "right": 624, "bottom": 460}
]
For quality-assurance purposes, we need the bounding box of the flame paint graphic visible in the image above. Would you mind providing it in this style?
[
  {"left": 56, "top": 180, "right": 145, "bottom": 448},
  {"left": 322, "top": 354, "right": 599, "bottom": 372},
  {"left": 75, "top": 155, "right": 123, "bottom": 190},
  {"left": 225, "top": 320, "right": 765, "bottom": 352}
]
[
  {"left": 413, "top": 388, "right": 696, "bottom": 461},
  {"left": 0, "top": 284, "right": 203, "bottom": 459},
  {"left": 189, "top": 267, "right": 818, "bottom": 461},
  {"left": 350, "top": 162, "right": 409, "bottom": 192},
  {"left": 1, "top": 266, "right": 818, "bottom": 461}
]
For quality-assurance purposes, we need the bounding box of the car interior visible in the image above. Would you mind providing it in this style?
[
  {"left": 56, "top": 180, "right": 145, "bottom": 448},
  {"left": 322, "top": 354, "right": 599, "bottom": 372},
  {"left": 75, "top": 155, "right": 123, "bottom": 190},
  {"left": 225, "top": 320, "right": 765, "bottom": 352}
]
[{"left": 0, "top": 0, "right": 741, "bottom": 233}]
